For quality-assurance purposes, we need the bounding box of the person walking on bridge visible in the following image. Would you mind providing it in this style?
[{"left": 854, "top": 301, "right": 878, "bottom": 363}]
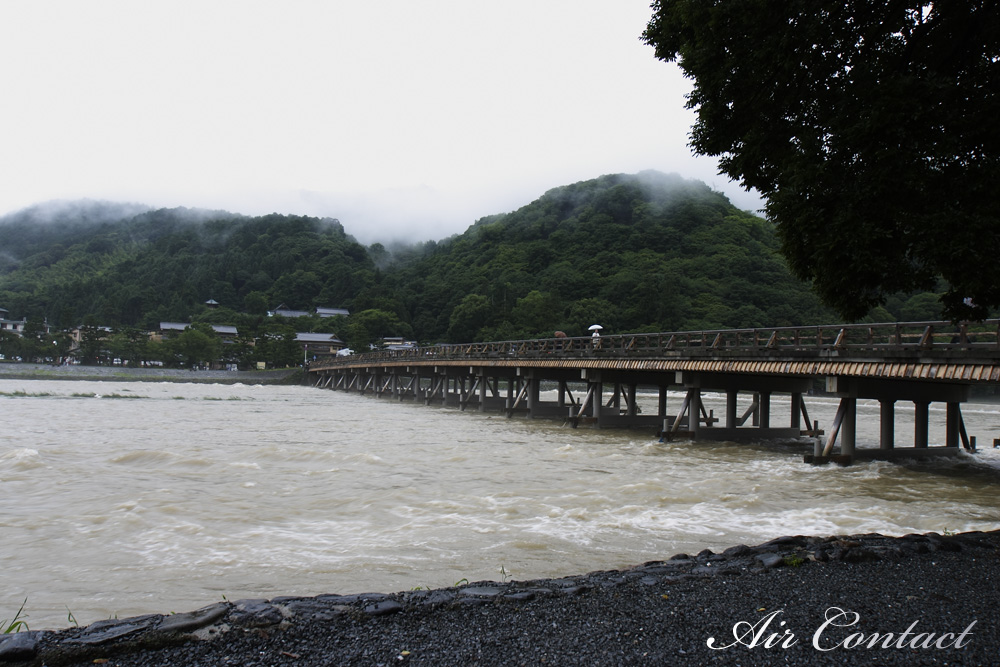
[{"left": 589, "top": 324, "right": 603, "bottom": 350}]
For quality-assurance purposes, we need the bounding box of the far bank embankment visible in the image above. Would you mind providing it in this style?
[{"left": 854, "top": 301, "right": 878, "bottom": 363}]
[{"left": 0, "top": 363, "right": 303, "bottom": 385}]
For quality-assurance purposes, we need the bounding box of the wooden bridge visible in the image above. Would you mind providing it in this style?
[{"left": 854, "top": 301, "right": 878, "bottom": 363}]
[{"left": 307, "top": 320, "right": 1000, "bottom": 464}]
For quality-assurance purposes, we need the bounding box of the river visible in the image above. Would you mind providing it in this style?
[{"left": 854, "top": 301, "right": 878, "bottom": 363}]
[{"left": 2, "top": 378, "right": 999, "bottom": 629}]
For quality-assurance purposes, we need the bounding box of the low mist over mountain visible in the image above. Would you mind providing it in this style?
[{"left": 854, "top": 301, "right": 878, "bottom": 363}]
[
  {"left": 0, "top": 171, "right": 940, "bottom": 347},
  {"left": 373, "top": 171, "right": 835, "bottom": 341}
]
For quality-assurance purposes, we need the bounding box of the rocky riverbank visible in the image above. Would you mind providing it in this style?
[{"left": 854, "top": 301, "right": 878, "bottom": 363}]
[
  {"left": 0, "top": 363, "right": 303, "bottom": 385},
  {"left": 2, "top": 530, "right": 998, "bottom": 666}
]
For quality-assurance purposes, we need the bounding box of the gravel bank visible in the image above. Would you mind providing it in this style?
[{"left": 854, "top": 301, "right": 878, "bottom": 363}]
[
  {"left": 0, "top": 363, "right": 302, "bottom": 385},
  {"left": 3, "top": 530, "right": 998, "bottom": 666}
]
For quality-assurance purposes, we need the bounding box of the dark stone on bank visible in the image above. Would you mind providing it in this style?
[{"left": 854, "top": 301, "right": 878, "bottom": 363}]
[
  {"left": 229, "top": 600, "right": 284, "bottom": 627},
  {"left": 363, "top": 600, "right": 403, "bottom": 617},
  {"left": 757, "top": 553, "right": 785, "bottom": 569},
  {"left": 721, "top": 543, "right": 754, "bottom": 558},
  {"left": 153, "top": 603, "right": 228, "bottom": 634},
  {"left": 65, "top": 615, "right": 160, "bottom": 645},
  {"left": 0, "top": 633, "right": 43, "bottom": 662},
  {"left": 5, "top": 529, "right": 1000, "bottom": 666}
]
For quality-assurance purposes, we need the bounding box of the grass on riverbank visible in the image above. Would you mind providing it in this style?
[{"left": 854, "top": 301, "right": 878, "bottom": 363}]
[{"left": 1, "top": 599, "right": 28, "bottom": 634}]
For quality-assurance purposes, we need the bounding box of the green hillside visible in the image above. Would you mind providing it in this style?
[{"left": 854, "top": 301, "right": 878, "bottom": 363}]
[
  {"left": 0, "top": 202, "right": 375, "bottom": 330},
  {"left": 375, "top": 171, "right": 834, "bottom": 342},
  {"left": 0, "top": 171, "right": 951, "bottom": 357}
]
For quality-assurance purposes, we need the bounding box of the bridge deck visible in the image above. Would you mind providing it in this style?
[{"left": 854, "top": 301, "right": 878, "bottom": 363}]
[{"left": 311, "top": 320, "right": 1000, "bottom": 380}]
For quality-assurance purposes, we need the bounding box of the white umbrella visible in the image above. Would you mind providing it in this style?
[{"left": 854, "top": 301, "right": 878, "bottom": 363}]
[{"left": 588, "top": 324, "right": 603, "bottom": 331}]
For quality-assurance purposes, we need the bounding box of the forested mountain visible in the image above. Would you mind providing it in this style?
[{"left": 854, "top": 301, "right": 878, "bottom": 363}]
[
  {"left": 0, "top": 171, "right": 950, "bottom": 355},
  {"left": 0, "top": 201, "right": 376, "bottom": 331},
  {"left": 375, "top": 171, "right": 834, "bottom": 342}
]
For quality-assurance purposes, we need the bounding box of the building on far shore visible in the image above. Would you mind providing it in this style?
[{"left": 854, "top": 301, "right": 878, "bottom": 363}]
[
  {"left": 271, "top": 304, "right": 309, "bottom": 318},
  {"left": 0, "top": 307, "right": 26, "bottom": 335},
  {"left": 152, "top": 322, "right": 239, "bottom": 344},
  {"left": 315, "top": 307, "right": 349, "bottom": 318},
  {"left": 0, "top": 308, "right": 52, "bottom": 336},
  {"left": 270, "top": 304, "right": 350, "bottom": 319},
  {"left": 296, "top": 332, "right": 346, "bottom": 362}
]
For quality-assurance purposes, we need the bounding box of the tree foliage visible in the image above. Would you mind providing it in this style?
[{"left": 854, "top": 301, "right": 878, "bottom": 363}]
[
  {"left": 643, "top": 1, "right": 1000, "bottom": 320},
  {"left": 381, "top": 171, "right": 836, "bottom": 341},
  {"left": 0, "top": 203, "right": 377, "bottom": 329}
]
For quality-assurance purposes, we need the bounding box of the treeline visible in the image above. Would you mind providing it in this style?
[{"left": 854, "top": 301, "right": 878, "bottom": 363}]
[
  {"left": 0, "top": 320, "right": 307, "bottom": 370},
  {"left": 0, "top": 172, "right": 959, "bottom": 357}
]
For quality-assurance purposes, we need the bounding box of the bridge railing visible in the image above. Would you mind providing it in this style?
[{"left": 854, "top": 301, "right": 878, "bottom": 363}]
[{"left": 310, "top": 320, "right": 1000, "bottom": 369}]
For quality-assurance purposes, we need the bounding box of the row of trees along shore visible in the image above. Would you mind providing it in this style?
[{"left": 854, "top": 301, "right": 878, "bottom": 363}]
[{"left": 0, "top": 319, "right": 314, "bottom": 370}]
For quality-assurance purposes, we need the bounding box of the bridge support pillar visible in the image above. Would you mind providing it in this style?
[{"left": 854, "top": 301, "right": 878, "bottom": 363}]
[
  {"left": 478, "top": 371, "right": 488, "bottom": 410},
  {"left": 914, "top": 401, "right": 930, "bottom": 448},
  {"left": 750, "top": 392, "right": 760, "bottom": 426},
  {"left": 689, "top": 388, "right": 702, "bottom": 439},
  {"left": 626, "top": 383, "right": 638, "bottom": 417},
  {"left": 590, "top": 379, "right": 604, "bottom": 423},
  {"left": 443, "top": 375, "right": 453, "bottom": 404},
  {"left": 725, "top": 389, "right": 738, "bottom": 429},
  {"left": 759, "top": 391, "right": 771, "bottom": 429},
  {"left": 458, "top": 371, "right": 477, "bottom": 411},
  {"left": 841, "top": 397, "right": 857, "bottom": 459},
  {"left": 609, "top": 383, "right": 621, "bottom": 413},
  {"left": 451, "top": 374, "right": 466, "bottom": 407},
  {"left": 946, "top": 402, "right": 961, "bottom": 448},
  {"left": 790, "top": 393, "right": 802, "bottom": 430},
  {"left": 392, "top": 371, "right": 403, "bottom": 400},
  {"left": 524, "top": 372, "right": 541, "bottom": 418},
  {"left": 880, "top": 399, "right": 896, "bottom": 449},
  {"left": 404, "top": 369, "right": 420, "bottom": 401}
]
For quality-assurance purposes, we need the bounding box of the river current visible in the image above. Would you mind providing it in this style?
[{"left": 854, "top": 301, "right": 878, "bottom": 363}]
[{"left": 2, "top": 378, "right": 999, "bottom": 629}]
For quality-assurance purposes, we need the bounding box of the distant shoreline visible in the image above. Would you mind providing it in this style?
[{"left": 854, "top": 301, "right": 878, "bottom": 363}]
[{"left": 0, "top": 362, "right": 303, "bottom": 385}]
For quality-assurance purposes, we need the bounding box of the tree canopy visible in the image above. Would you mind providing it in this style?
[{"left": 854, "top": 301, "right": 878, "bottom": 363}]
[
  {"left": 380, "top": 171, "right": 836, "bottom": 340},
  {"left": 0, "top": 203, "right": 377, "bottom": 330},
  {"left": 643, "top": 1, "right": 1000, "bottom": 321}
]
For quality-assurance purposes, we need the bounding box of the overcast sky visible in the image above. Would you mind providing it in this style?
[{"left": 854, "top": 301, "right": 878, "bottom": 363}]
[{"left": 0, "top": 1, "right": 762, "bottom": 243}]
